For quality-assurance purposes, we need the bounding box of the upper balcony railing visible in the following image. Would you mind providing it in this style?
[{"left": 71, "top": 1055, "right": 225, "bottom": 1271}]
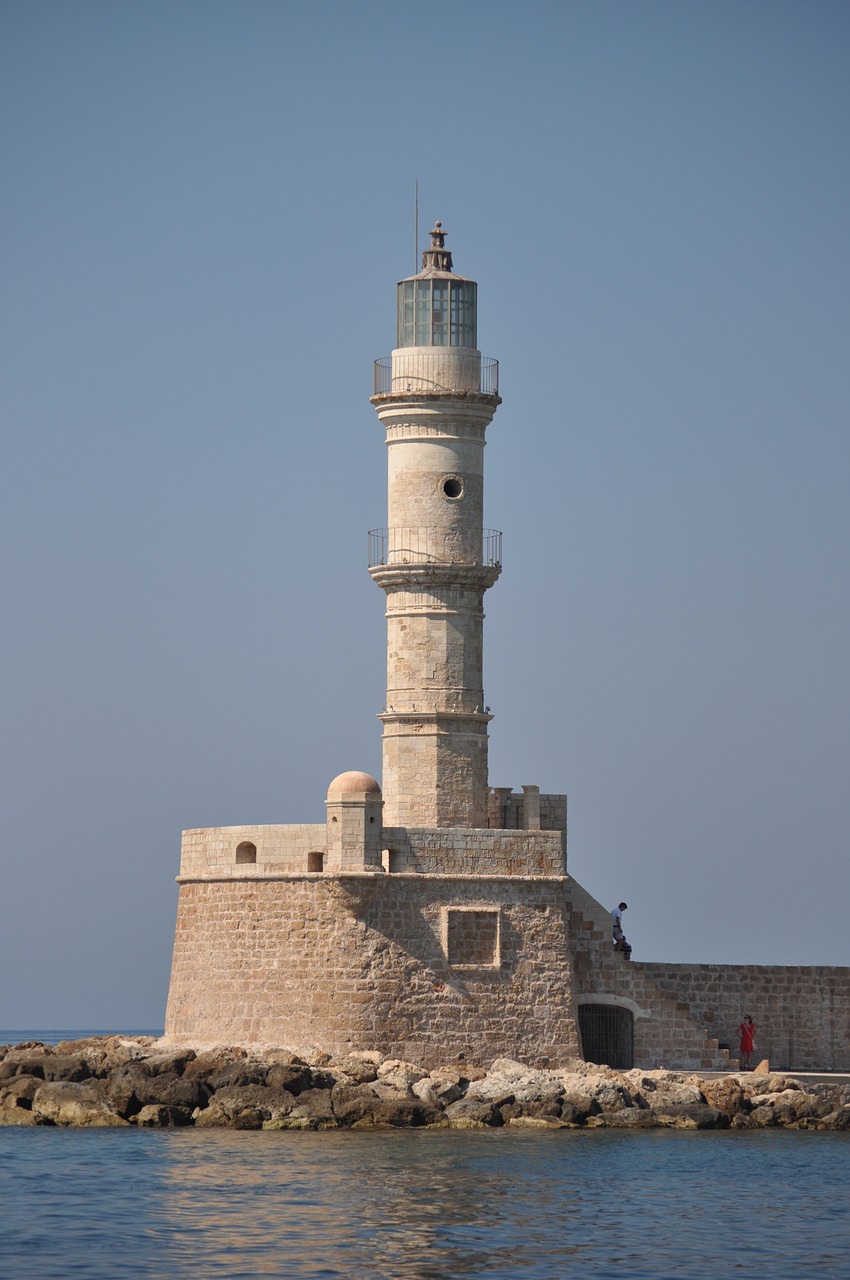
[
  {"left": 368, "top": 527, "right": 502, "bottom": 570},
  {"left": 374, "top": 354, "right": 499, "bottom": 397}
]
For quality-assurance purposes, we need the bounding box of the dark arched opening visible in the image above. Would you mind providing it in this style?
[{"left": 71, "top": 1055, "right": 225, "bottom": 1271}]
[{"left": 578, "top": 1004, "right": 634, "bottom": 1070}]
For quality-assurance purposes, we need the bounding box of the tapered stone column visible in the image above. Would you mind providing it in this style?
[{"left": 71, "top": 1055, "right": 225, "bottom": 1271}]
[{"left": 370, "top": 224, "right": 501, "bottom": 827}]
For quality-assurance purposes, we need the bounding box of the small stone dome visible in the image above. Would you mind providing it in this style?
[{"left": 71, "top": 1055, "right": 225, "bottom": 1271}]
[{"left": 326, "top": 771, "right": 381, "bottom": 797}]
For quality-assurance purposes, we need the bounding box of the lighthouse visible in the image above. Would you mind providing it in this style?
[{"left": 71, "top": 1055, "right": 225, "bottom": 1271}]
[{"left": 369, "top": 223, "right": 502, "bottom": 828}]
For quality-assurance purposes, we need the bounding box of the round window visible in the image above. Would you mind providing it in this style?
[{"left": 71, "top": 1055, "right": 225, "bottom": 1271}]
[{"left": 442, "top": 476, "right": 464, "bottom": 499}]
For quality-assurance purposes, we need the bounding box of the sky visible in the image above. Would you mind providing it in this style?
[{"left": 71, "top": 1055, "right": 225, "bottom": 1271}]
[{"left": 1, "top": 0, "right": 848, "bottom": 1029}]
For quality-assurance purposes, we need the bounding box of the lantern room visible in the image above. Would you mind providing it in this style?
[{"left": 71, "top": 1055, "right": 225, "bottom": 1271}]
[{"left": 397, "top": 221, "right": 478, "bottom": 350}]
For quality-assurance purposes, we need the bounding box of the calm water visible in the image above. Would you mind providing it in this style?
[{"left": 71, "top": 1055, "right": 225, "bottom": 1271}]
[{"left": 2, "top": 1033, "right": 849, "bottom": 1279}]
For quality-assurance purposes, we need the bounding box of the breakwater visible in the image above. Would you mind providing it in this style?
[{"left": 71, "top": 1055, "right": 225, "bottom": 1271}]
[{"left": 2, "top": 1036, "right": 848, "bottom": 1130}]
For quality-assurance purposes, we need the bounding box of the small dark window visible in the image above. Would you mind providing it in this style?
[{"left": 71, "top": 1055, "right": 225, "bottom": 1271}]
[
  {"left": 442, "top": 477, "right": 463, "bottom": 499},
  {"left": 236, "top": 841, "right": 257, "bottom": 865},
  {"left": 308, "top": 851, "right": 324, "bottom": 873}
]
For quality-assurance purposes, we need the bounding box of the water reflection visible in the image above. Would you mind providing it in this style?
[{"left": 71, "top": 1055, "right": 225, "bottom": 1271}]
[{"left": 1, "top": 1127, "right": 848, "bottom": 1279}]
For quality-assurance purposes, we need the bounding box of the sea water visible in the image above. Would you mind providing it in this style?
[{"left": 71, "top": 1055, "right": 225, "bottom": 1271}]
[{"left": 2, "top": 1033, "right": 849, "bottom": 1280}]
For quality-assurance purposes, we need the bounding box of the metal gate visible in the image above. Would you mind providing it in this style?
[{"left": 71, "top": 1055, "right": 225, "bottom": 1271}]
[{"left": 578, "top": 1004, "right": 634, "bottom": 1070}]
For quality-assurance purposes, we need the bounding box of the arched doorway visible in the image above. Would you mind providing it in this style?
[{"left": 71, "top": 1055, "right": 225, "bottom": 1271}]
[{"left": 578, "top": 1004, "right": 634, "bottom": 1070}]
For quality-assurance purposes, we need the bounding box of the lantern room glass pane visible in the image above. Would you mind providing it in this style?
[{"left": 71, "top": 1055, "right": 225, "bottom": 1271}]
[
  {"left": 397, "top": 281, "right": 415, "bottom": 347},
  {"left": 432, "top": 282, "right": 448, "bottom": 345},
  {"left": 450, "top": 281, "right": 476, "bottom": 347},
  {"left": 415, "top": 280, "right": 432, "bottom": 345}
]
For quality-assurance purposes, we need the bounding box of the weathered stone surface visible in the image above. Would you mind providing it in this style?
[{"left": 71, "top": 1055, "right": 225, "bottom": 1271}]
[
  {"left": 328, "top": 1053, "right": 380, "bottom": 1084},
  {"left": 0, "top": 1053, "right": 46, "bottom": 1081},
  {"left": 0, "top": 1095, "right": 40, "bottom": 1125},
  {"left": 377, "top": 1059, "right": 429, "bottom": 1092},
  {"left": 194, "top": 1084, "right": 298, "bottom": 1127},
  {"left": 3, "top": 1039, "right": 848, "bottom": 1132},
  {"left": 700, "top": 1077, "right": 745, "bottom": 1114},
  {"left": 444, "top": 1098, "right": 503, "bottom": 1128},
  {"left": 31, "top": 1082, "right": 128, "bottom": 1127},
  {"left": 0, "top": 1075, "right": 43, "bottom": 1107},
  {"left": 132, "top": 1104, "right": 193, "bottom": 1127},
  {"left": 466, "top": 1059, "right": 564, "bottom": 1108}
]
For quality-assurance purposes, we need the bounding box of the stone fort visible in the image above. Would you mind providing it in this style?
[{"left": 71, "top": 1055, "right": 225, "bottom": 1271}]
[{"left": 164, "top": 224, "right": 848, "bottom": 1073}]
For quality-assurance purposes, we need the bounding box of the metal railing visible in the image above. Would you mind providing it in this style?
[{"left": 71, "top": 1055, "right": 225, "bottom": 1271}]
[
  {"left": 368, "top": 527, "right": 502, "bottom": 569},
  {"left": 373, "top": 354, "right": 499, "bottom": 397}
]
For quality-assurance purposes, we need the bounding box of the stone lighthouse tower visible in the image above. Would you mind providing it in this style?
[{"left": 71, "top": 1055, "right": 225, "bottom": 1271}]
[{"left": 369, "top": 223, "right": 502, "bottom": 828}]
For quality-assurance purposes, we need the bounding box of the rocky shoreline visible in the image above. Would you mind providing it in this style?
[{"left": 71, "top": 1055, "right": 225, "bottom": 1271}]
[{"left": 2, "top": 1037, "right": 849, "bottom": 1131}]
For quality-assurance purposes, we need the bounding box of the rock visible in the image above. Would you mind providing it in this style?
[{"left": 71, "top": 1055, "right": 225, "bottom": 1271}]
[
  {"left": 0, "top": 1096, "right": 39, "bottom": 1125},
  {"left": 265, "top": 1061, "right": 314, "bottom": 1095},
  {"left": 467, "top": 1059, "right": 564, "bottom": 1109},
  {"left": 41, "top": 1055, "right": 93, "bottom": 1083},
  {"left": 140, "top": 1050, "right": 196, "bottom": 1077},
  {"left": 331, "top": 1083, "right": 381, "bottom": 1126},
  {"left": 267, "top": 1088, "right": 338, "bottom": 1130},
  {"left": 31, "top": 1081, "right": 128, "bottom": 1127},
  {"left": 505, "top": 1116, "right": 568, "bottom": 1129},
  {"left": 653, "top": 1104, "right": 729, "bottom": 1129},
  {"left": 181, "top": 1047, "right": 248, "bottom": 1083},
  {"left": 132, "top": 1104, "right": 193, "bottom": 1127},
  {"left": 587, "top": 1107, "right": 660, "bottom": 1129},
  {"left": 444, "top": 1099, "right": 503, "bottom": 1128},
  {"left": 376, "top": 1060, "right": 428, "bottom": 1092},
  {"left": 328, "top": 1053, "right": 379, "bottom": 1084},
  {"left": 0, "top": 1051, "right": 46, "bottom": 1081},
  {"left": 0, "top": 1075, "right": 43, "bottom": 1107},
  {"left": 207, "top": 1061, "right": 270, "bottom": 1090},
  {"left": 820, "top": 1105, "right": 850, "bottom": 1131},
  {"left": 194, "top": 1084, "right": 298, "bottom": 1127},
  {"left": 105, "top": 1066, "right": 207, "bottom": 1116},
  {"left": 558, "top": 1071, "right": 633, "bottom": 1115},
  {"left": 753, "top": 1059, "right": 771, "bottom": 1074},
  {"left": 700, "top": 1077, "right": 745, "bottom": 1114}
]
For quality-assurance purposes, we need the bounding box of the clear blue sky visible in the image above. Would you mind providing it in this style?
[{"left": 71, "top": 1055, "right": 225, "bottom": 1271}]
[{"left": 2, "top": 0, "right": 848, "bottom": 1028}]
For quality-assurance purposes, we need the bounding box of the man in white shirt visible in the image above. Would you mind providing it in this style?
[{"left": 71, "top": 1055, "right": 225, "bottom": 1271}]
[{"left": 611, "top": 902, "right": 629, "bottom": 952}]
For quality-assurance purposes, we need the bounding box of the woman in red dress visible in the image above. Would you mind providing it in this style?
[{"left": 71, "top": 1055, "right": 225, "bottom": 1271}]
[{"left": 738, "top": 1014, "right": 756, "bottom": 1069}]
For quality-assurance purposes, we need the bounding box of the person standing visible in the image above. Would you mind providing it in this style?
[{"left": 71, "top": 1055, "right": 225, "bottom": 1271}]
[{"left": 738, "top": 1015, "right": 756, "bottom": 1069}]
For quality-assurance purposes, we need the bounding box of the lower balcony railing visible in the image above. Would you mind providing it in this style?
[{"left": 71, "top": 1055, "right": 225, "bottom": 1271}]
[{"left": 368, "top": 527, "right": 502, "bottom": 569}]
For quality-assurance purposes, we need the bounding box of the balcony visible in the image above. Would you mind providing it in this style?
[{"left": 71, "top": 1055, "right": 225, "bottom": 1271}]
[
  {"left": 373, "top": 354, "right": 499, "bottom": 397},
  {"left": 368, "top": 527, "right": 502, "bottom": 569}
]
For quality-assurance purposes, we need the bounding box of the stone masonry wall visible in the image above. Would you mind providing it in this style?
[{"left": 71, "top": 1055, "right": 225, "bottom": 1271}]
[
  {"left": 381, "top": 827, "right": 565, "bottom": 875},
  {"left": 179, "top": 826, "right": 327, "bottom": 877},
  {"left": 164, "top": 874, "right": 581, "bottom": 1068},
  {"left": 636, "top": 962, "right": 850, "bottom": 1071}
]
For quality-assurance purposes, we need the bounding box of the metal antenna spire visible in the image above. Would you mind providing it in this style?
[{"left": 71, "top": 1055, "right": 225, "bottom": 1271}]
[{"left": 414, "top": 180, "right": 419, "bottom": 274}]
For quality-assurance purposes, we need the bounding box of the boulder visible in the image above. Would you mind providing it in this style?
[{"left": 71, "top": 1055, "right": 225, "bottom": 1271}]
[
  {"left": 132, "top": 1104, "right": 193, "bottom": 1127},
  {"left": 653, "top": 1104, "right": 729, "bottom": 1130},
  {"left": 0, "top": 1096, "right": 39, "bottom": 1125},
  {"left": 0, "top": 1074, "right": 43, "bottom": 1107},
  {"left": 0, "top": 1051, "right": 46, "bottom": 1081},
  {"left": 700, "top": 1077, "right": 745, "bottom": 1115},
  {"left": 265, "top": 1061, "right": 314, "bottom": 1095},
  {"left": 376, "top": 1060, "right": 429, "bottom": 1093},
  {"left": 181, "top": 1047, "right": 248, "bottom": 1083},
  {"left": 31, "top": 1081, "right": 128, "bottom": 1127},
  {"left": 558, "top": 1071, "right": 634, "bottom": 1115},
  {"left": 40, "top": 1055, "right": 93, "bottom": 1084},
  {"left": 444, "top": 1098, "right": 503, "bottom": 1128},
  {"left": 266, "top": 1088, "right": 338, "bottom": 1130},
  {"left": 207, "top": 1061, "right": 270, "bottom": 1090},
  {"left": 328, "top": 1053, "right": 380, "bottom": 1084},
  {"left": 466, "top": 1059, "right": 564, "bottom": 1109},
  {"left": 194, "top": 1084, "right": 298, "bottom": 1127}
]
